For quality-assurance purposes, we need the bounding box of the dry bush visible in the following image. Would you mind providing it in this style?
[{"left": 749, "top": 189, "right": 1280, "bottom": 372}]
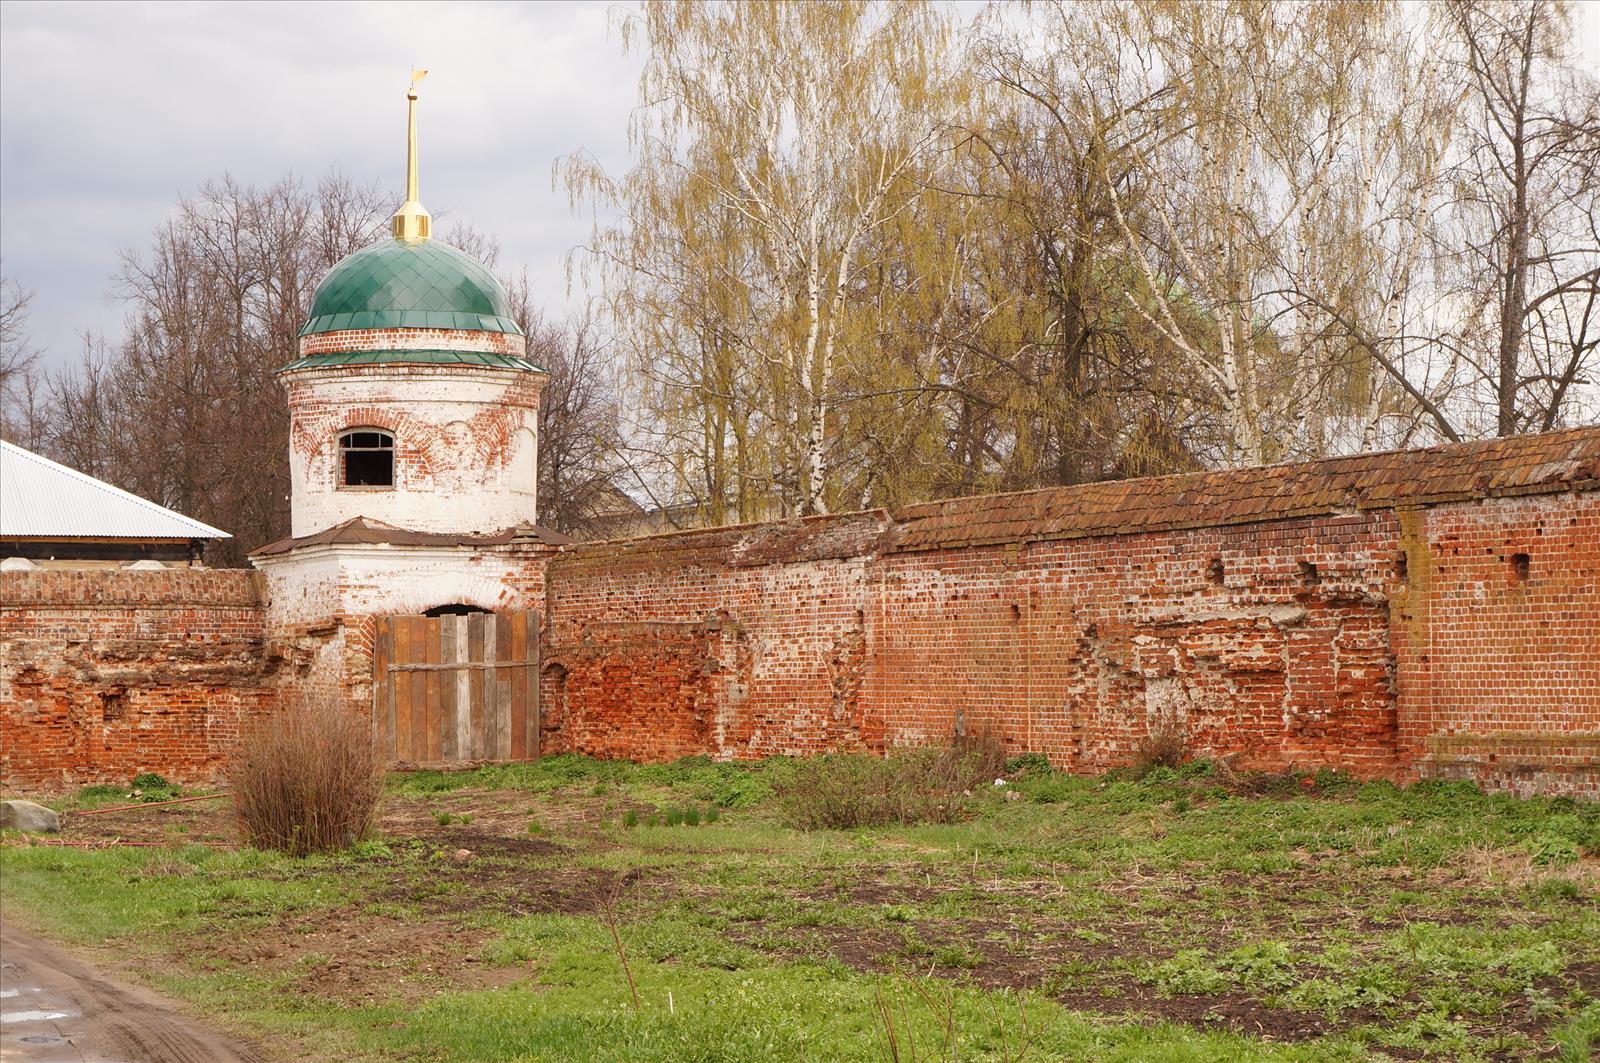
[
  {"left": 229, "top": 698, "right": 384, "bottom": 855},
  {"left": 1132, "top": 717, "right": 1190, "bottom": 775},
  {"left": 776, "top": 729, "right": 1008, "bottom": 830}
]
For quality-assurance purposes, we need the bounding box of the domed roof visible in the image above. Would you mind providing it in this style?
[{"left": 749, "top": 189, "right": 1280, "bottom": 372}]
[{"left": 300, "top": 238, "right": 522, "bottom": 336}]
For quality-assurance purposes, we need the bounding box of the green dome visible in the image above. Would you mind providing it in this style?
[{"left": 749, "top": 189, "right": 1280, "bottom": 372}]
[{"left": 300, "top": 239, "right": 522, "bottom": 336}]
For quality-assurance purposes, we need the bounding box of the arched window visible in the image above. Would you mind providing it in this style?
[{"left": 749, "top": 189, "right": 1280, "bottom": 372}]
[{"left": 339, "top": 429, "right": 394, "bottom": 487}]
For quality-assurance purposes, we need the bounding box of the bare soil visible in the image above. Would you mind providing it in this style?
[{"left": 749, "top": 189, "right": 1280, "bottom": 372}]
[{"left": 0, "top": 921, "right": 270, "bottom": 1063}]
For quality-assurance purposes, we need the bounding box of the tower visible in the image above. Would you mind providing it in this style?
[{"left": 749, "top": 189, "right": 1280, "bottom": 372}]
[
  {"left": 280, "top": 71, "right": 545, "bottom": 538},
  {"left": 252, "top": 74, "right": 567, "bottom": 722}
]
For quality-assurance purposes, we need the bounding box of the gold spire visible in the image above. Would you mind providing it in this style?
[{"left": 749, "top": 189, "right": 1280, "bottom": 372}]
[{"left": 392, "top": 69, "right": 432, "bottom": 241}]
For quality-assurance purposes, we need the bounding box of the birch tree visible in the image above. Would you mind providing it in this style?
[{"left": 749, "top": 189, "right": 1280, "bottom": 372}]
[
  {"left": 1085, "top": 1, "right": 1405, "bottom": 467},
  {"left": 565, "top": 0, "right": 965, "bottom": 516}
]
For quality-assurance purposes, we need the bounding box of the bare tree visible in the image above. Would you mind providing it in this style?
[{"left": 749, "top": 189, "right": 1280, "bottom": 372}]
[
  {"left": 36, "top": 171, "right": 389, "bottom": 564},
  {"left": 1435, "top": 0, "right": 1600, "bottom": 436},
  {"left": 499, "top": 271, "right": 624, "bottom": 537},
  {"left": 0, "top": 271, "right": 42, "bottom": 440}
]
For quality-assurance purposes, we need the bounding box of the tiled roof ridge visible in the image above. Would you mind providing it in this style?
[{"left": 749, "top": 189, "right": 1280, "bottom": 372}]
[
  {"left": 252, "top": 517, "right": 572, "bottom": 557},
  {"left": 894, "top": 425, "right": 1600, "bottom": 518},
  {"left": 550, "top": 426, "right": 1600, "bottom": 563},
  {"left": 887, "top": 425, "right": 1600, "bottom": 553}
]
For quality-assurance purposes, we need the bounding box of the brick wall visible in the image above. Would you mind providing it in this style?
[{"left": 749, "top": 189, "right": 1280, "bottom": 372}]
[
  {"left": 1392, "top": 493, "right": 1600, "bottom": 797},
  {"left": 6, "top": 428, "right": 1594, "bottom": 797},
  {"left": 299, "top": 326, "right": 526, "bottom": 357},
  {"left": 541, "top": 428, "right": 1600, "bottom": 795},
  {"left": 0, "top": 570, "right": 273, "bottom": 791}
]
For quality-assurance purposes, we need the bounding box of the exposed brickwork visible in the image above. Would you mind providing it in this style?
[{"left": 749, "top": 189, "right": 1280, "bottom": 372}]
[
  {"left": 0, "top": 570, "right": 273, "bottom": 791},
  {"left": 6, "top": 429, "right": 1595, "bottom": 798},
  {"left": 1391, "top": 492, "right": 1600, "bottom": 797},
  {"left": 542, "top": 429, "right": 1600, "bottom": 796},
  {"left": 299, "top": 327, "right": 527, "bottom": 357}
]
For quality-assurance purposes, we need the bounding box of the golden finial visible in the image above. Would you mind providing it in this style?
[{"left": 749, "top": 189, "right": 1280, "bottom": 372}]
[{"left": 392, "top": 69, "right": 431, "bottom": 241}]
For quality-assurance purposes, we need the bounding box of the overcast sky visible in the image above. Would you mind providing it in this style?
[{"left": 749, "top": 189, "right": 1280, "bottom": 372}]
[
  {"left": 1, "top": 0, "right": 645, "bottom": 367},
  {"left": 3, "top": 1, "right": 1597, "bottom": 370}
]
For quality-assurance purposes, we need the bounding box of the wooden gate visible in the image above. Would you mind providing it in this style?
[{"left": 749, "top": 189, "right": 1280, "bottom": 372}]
[{"left": 373, "top": 610, "right": 540, "bottom": 767}]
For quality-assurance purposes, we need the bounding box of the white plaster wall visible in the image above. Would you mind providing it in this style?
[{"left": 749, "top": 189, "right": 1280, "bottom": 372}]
[
  {"left": 285, "top": 364, "right": 544, "bottom": 537},
  {"left": 255, "top": 541, "right": 546, "bottom": 716}
]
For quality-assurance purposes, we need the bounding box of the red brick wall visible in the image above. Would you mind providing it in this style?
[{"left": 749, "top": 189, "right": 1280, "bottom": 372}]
[
  {"left": 1392, "top": 493, "right": 1600, "bottom": 797},
  {"left": 542, "top": 513, "right": 1402, "bottom": 774},
  {"left": 299, "top": 326, "right": 526, "bottom": 357},
  {"left": 0, "top": 570, "right": 273, "bottom": 792},
  {"left": 869, "top": 513, "right": 1402, "bottom": 775},
  {"left": 540, "top": 429, "right": 1600, "bottom": 795},
  {"left": 542, "top": 515, "right": 885, "bottom": 760}
]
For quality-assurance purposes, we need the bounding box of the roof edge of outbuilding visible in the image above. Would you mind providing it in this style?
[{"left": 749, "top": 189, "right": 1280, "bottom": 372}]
[{"left": 0, "top": 440, "right": 231, "bottom": 540}]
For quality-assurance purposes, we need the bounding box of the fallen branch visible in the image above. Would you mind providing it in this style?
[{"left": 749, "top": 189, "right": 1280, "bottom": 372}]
[
  {"left": 71, "top": 793, "right": 231, "bottom": 817},
  {"left": 4, "top": 837, "right": 171, "bottom": 849}
]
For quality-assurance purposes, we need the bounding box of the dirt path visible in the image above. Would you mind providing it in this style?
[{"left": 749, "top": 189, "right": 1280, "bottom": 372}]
[{"left": 0, "top": 921, "right": 269, "bottom": 1063}]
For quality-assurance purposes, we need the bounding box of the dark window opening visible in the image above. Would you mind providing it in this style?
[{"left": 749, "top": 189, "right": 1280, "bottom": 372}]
[
  {"left": 1397, "top": 553, "right": 1409, "bottom": 582},
  {"left": 423, "top": 603, "right": 492, "bottom": 618},
  {"left": 1511, "top": 553, "right": 1530, "bottom": 582},
  {"left": 1298, "top": 560, "right": 1319, "bottom": 585},
  {"left": 340, "top": 429, "right": 394, "bottom": 487},
  {"left": 1207, "top": 558, "right": 1226, "bottom": 585}
]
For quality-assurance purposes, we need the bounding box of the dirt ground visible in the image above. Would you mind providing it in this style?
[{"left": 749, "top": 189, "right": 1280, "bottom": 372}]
[{"left": 0, "top": 921, "right": 269, "bottom": 1063}]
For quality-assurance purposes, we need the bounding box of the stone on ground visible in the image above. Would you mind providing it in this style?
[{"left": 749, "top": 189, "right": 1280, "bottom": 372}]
[{"left": 1, "top": 800, "right": 61, "bottom": 833}]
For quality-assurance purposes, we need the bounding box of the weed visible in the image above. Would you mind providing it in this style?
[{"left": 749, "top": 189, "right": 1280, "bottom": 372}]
[
  {"left": 621, "top": 810, "right": 639, "bottom": 829},
  {"left": 1132, "top": 718, "right": 1189, "bottom": 775},
  {"left": 1003, "top": 753, "right": 1052, "bottom": 777},
  {"left": 774, "top": 732, "right": 1006, "bottom": 830},
  {"left": 1525, "top": 832, "right": 1581, "bottom": 866}
]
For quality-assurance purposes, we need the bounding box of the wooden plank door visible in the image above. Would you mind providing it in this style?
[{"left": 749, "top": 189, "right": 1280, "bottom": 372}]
[{"left": 373, "top": 610, "right": 540, "bottom": 767}]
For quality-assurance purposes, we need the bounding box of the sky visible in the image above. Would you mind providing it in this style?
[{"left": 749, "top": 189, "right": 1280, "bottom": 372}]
[
  {"left": 2, "top": 1, "right": 1597, "bottom": 370},
  {"left": 1, "top": 1, "right": 645, "bottom": 367}
]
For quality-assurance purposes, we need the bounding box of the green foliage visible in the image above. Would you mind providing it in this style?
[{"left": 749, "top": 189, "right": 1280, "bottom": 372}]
[
  {"left": 1145, "top": 950, "right": 1233, "bottom": 995},
  {"left": 1003, "top": 753, "right": 1053, "bottom": 776},
  {"left": 6, "top": 754, "right": 1598, "bottom": 1062},
  {"left": 1525, "top": 832, "right": 1581, "bottom": 867},
  {"left": 129, "top": 772, "right": 183, "bottom": 801}
]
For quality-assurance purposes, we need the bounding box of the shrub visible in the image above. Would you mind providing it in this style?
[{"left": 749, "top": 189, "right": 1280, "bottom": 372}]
[
  {"left": 229, "top": 698, "right": 384, "bottom": 856},
  {"left": 774, "top": 731, "right": 1007, "bottom": 830},
  {"left": 1132, "top": 717, "right": 1190, "bottom": 775},
  {"left": 1003, "top": 752, "right": 1053, "bottom": 777}
]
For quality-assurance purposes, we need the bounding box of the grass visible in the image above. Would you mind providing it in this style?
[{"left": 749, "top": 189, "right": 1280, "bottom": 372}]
[{"left": 2, "top": 754, "right": 1597, "bottom": 1062}]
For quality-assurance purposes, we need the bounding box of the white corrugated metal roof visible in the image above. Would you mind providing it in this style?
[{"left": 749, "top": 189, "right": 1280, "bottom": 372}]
[{"left": 0, "top": 441, "right": 229, "bottom": 540}]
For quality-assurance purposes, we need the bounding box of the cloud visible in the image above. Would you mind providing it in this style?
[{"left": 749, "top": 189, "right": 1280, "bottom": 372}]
[{"left": 0, "top": 0, "right": 643, "bottom": 365}]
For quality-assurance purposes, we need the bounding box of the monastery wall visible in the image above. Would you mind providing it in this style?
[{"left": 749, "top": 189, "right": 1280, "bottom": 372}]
[
  {"left": 3, "top": 429, "right": 1594, "bottom": 797},
  {"left": 542, "top": 429, "right": 1600, "bottom": 796},
  {"left": 0, "top": 569, "right": 273, "bottom": 791}
]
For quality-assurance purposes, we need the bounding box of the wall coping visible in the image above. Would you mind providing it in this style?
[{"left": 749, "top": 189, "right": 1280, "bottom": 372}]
[
  {"left": 554, "top": 427, "right": 1600, "bottom": 567},
  {"left": 0, "top": 568, "right": 265, "bottom": 608}
]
